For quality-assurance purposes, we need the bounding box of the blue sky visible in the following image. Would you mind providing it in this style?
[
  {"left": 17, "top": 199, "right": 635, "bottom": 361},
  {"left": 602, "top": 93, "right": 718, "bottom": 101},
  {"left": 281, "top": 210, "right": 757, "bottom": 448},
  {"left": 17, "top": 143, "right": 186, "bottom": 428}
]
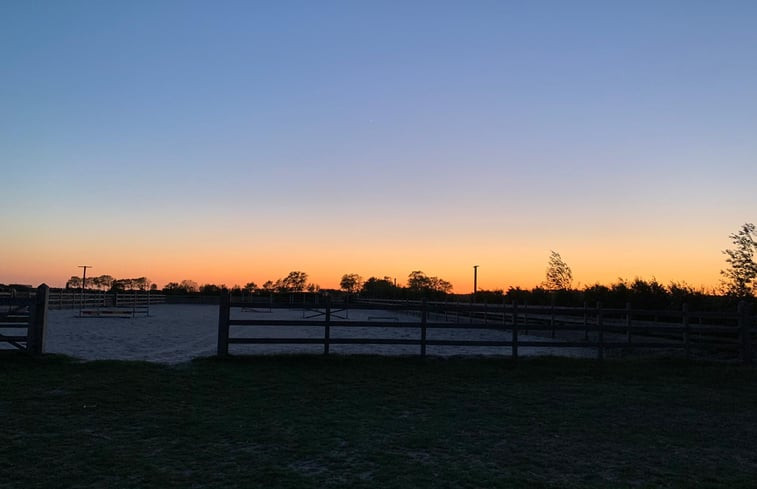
[{"left": 2, "top": 1, "right": 756, "bottom": 290}]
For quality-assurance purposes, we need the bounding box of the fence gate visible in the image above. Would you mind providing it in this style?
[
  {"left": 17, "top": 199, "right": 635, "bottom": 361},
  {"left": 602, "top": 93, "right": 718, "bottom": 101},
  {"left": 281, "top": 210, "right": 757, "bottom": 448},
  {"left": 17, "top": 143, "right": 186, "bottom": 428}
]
[{"left": 0, "top": 285, "right": 49, "bottom": 354}]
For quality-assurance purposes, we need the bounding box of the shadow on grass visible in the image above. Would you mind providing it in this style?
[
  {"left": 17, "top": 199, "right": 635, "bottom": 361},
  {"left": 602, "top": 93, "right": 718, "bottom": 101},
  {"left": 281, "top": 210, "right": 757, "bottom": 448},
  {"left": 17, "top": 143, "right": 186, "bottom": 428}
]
[{"left": 2, "top": 352, "right": 756, "bottom": 488}]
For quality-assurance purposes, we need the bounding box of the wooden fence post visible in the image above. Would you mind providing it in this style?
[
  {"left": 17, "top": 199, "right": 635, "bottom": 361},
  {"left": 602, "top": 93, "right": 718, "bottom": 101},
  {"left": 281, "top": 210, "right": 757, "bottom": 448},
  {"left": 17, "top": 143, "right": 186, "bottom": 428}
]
[
  {"left": 682, "top": 303, "right": 690, "bottom": 360},
  {"left": 217, "top": 292, "right": 230, "bottom": 357},
  {"left": 596, "top": 302, "right": 604, "bottom": 361},
  {"left": 626, "top": 302, "right": 632, "bottom": 344},
  {"left": 512, "top": 301, "right": 519, "bottom": 361},
  {"left": 27, "top": 284, "right": 49, "bottom": 355},
  {"left": 739, "top": 301, "right": 752, "bottom": 365},
  {"left": 420, "top": 299, "right": 427, "bottom": 357},
  {"left": 324, "top": 295, "right": 331, "bottom": 355},
  {"left": 550, "top": 294, "right": 555, "bottom": 339},
  {"left": 583, "top": 301, "right": 589, "bottom": 341}
]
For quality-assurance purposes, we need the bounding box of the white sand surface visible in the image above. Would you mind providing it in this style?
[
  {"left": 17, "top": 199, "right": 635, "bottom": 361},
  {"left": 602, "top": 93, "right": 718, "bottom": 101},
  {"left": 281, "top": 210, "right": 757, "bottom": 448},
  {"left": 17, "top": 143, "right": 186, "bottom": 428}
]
[
  {"left": 38, "top": 304, "right": 595, "bottom": 363},
  {"left": 44, "top": 304, "right": 218, "bottom": 363}
]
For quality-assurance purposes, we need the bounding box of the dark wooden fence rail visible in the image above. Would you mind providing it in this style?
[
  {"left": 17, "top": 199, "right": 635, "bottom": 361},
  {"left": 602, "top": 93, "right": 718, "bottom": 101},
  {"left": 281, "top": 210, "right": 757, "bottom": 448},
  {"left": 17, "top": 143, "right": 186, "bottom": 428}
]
[
  {"left": 217, "top": 296, "right": 755, "bottom": 363},
  {"left": 0, "top": 284, "right": 49, "bottom": 354}
]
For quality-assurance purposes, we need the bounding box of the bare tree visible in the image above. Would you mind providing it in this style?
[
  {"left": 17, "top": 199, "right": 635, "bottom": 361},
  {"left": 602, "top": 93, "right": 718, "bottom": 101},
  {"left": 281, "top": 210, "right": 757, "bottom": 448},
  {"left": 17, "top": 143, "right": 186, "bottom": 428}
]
[
  {"left": 544, "top": 251, "right": 573, "bottom": 291},
  {"left": 721, "top": 223, "right": 756, "bottom": 298}
]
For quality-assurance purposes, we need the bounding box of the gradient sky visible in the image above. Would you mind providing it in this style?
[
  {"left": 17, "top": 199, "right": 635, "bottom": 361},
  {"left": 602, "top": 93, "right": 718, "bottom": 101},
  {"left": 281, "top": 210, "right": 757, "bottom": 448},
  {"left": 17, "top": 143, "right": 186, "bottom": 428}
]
[{"left": 2, "top": 1, "right": 756, "bottom": 292}]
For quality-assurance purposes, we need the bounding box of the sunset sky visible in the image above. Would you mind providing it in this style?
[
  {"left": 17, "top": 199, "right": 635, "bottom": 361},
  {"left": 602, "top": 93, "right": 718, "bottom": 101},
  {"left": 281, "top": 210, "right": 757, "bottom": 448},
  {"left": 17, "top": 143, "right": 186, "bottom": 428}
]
[{"left": 2, "top": 1, "right": 756, "bottom": 292}]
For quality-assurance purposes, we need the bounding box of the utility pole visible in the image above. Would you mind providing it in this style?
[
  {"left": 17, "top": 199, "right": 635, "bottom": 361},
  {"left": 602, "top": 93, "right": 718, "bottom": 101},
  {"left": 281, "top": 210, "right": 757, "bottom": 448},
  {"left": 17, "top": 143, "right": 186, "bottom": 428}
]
[
  {"left": 78, "top": 265, "right": 92, "bottom": 317},
  {"left": 473, "top": 265, "right": 479, "bottom": 299}
]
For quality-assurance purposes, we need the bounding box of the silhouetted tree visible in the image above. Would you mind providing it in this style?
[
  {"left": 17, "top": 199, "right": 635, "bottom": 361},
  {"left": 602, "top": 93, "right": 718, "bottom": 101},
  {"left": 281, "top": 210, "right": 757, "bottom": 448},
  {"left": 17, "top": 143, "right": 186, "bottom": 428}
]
[
  {"left": 428, "top": 276, "right": 453, "bottom": 294},
  {"left": 407, "top": 271, "right": 430, "bottom": 291},
  {"left": 279, "top": 271, "right": 308, "bottom": 292},
  {"left": 721, "top": 222, "right": 756, "bottom": 298},
  {"left": 475, "top": 289, "right": 505, "bottom": 303},
  {"left": 66, "top": 276, "right": 82, "bottom": 289},
  {"left": 668, "top": 281, "right": 704, "bottom": 309},
  {"left": 340, "top": 273, "right": 363, "bottom": 294},
  {"left": 504, "top": 286, "right": 529, "bottom": 303},
  {"left": 361, "top": 277, "right": 399, "bottom": 298},
  {"left": 180, "top": 280, "right": 199, "bottom": 293},
  {"left": 96, "top": 275, "right": 115, "bottom": 291},
  {"left": 628, "top": 277, "right": 668, "bottom": 309},
  {"left": 134, "top": 277, "right": 150, "bottom": 291},
  {"left": 111, "top": 279, "right": 130, "bottom": 291},
  {"left": 162, "top": 282, "right": 181, "bottom": 294},
  {"left": 544, "top": 251, "right": 573, "bottom": 291},
  {"left": 243, "top": 282, "right": 258, "bottom": 294},
  {"left": 91, "top": 276, "right": 103, "bottom": 290},
  {"left": 407, "top": 271, "right": 453, "bottom": 298},
  {"left": 200, "top": 283, "right": 227, "bottom": 295},
  {"left": 582, "top": 283, "right": 611, "bottom": 306}
]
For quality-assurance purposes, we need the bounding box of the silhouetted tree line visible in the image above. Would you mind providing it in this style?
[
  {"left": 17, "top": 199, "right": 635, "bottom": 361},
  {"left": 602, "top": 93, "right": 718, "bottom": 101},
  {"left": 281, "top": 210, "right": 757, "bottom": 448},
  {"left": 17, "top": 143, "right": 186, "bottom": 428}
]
[
  {"left": 157, "top": 270, "right": 454, "bottom": 301},
  {"left": 50, "top": 224, "right": 752, "bottom": 310},
  {"left": 356, "top": 271, "right": 453, "bottom": 300},
  {"left": 493, "top": 224, "right": 756, "bottom": 311},
  {"left": 496, "top": 279, "right": 730, "bottom": 311},
  {"left": 65, "top": 275, "right": 156, "bottom": 292},
  {"left": 160, "top": 271, "right": 320, "bottom": 296}
]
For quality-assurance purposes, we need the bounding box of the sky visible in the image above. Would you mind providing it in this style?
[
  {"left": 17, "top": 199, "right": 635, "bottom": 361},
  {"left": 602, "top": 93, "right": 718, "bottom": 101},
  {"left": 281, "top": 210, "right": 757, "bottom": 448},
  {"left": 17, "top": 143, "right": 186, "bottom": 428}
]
[{"left": 1, "top": 1, "right": 756, "bottom": 292}]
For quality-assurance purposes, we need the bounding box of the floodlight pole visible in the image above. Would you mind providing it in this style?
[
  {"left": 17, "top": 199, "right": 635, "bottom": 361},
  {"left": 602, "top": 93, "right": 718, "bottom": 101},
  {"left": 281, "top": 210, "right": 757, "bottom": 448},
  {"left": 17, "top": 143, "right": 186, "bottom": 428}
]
[{"left": 78, "top": 265, "right": 92, "bottom": 317}]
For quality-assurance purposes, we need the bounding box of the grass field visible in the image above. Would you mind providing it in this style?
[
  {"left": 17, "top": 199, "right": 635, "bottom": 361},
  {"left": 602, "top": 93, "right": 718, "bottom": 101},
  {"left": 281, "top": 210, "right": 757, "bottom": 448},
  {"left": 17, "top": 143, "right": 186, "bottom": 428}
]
[{"left": 1, "top": 353, "right": 757, "bottom": 488}]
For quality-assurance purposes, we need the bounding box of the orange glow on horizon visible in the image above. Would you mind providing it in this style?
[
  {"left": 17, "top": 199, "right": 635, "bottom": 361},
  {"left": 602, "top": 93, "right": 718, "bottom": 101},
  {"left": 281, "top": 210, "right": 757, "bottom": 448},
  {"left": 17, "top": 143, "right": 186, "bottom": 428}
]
[{"left": 1, "top": 234, "right": 726, "bottom": 293}]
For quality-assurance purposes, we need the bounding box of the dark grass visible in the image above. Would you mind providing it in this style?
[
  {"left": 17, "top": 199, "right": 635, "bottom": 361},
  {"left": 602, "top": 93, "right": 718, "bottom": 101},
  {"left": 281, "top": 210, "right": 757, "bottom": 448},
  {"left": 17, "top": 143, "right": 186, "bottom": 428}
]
[{"left": 1, "top": 353, "right": 757, "bottom": 488}]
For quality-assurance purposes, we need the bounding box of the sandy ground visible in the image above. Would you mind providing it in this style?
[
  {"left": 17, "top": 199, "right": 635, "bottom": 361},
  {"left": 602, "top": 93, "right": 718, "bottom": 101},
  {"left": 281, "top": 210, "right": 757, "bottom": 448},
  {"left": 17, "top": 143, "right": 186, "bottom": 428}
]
[{"left": 18, "top": 304, "right": 597, "bottom": 363}]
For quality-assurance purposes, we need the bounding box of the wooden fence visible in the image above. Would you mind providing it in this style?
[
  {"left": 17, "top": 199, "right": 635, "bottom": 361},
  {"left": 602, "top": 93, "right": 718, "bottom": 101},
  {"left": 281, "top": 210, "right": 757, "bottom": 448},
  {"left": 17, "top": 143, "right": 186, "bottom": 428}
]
[
  {"left": 0, "top": 285, "right": 49, "bottom": 354},
  {"left": 47, "top": 291, "right": 165, "bottom": 317},
  {"left": 48, "top": 290, "right": 166, "bottom": 308},
  {"left": 217, "top": 296, "right": 756, "bottom": 363}
]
